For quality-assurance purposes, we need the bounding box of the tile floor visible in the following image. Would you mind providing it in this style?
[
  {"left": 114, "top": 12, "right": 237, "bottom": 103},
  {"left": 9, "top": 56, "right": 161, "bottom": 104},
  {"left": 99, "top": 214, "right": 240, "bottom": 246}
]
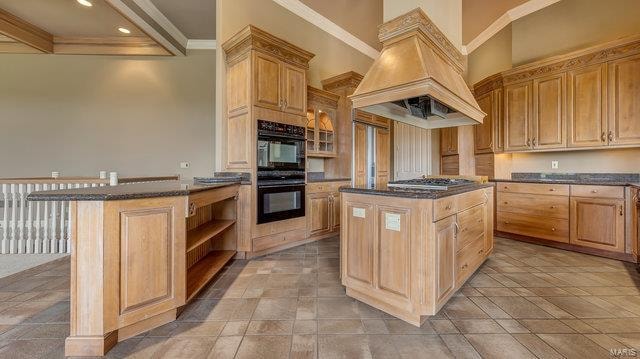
[{"left": 0, "top": 237, "right": 639, "bottom": 358}]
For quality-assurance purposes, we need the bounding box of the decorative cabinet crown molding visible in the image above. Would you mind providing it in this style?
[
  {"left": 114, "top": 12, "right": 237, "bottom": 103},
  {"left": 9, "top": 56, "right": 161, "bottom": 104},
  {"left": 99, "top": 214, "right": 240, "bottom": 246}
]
[
  {"left": 222, "top": 25, "right": 314, "bottom": 69},
  {"left": 321, "top": 71, "right": 364, "bottom": 92},
  {"left": 307, "top": 86, "right": 340, "bottom": 108}
]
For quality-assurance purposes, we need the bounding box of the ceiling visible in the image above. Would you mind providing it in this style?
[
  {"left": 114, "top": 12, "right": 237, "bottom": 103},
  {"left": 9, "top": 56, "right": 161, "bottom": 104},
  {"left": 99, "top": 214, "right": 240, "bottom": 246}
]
[
  {"left": 151, "top": 0, "right": 216, "bottom": 40},
  {"left": 0, "top": 0, "right": 145, "bottom": 37}
]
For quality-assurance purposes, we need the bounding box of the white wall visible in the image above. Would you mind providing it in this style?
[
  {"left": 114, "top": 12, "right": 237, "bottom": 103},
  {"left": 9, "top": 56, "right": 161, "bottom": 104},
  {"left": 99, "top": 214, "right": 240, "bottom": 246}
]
[{"left": 0, "top": 50, "right": 216, "bottom": 179}]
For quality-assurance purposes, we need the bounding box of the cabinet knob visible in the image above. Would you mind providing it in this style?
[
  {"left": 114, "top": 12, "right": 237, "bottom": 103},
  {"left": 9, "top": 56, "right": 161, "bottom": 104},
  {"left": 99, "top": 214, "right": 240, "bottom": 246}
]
[
  {"left": 532, "top": 138, "right": 537, "bottom": 147},
  {"left": 503, "top": 201, "right": 508, "bottom": 205},
  {"left": 549, "top": 188, "right": 555, "bottom": 192},
  {"left": 527, "top": 138, "right": 531, "bottom": 147},
  {"left": 601, "top": 132, "right": 607, "bottom": 142},
  {"left": 445, "top": 205, "right": 451, "bottom": 210},
  {"left": 478, "top": 249, "right": 484, "bottom": 255},
  {"left": 591, "top": 190, "right": 598, "bottom": 193},
  {"left": 504, "top": 221, "right": 510, "bottom": 225},
  {"left": 551, "top": 227, "right": 556, "bottom": 232},
  {"left": 550, "top": 205, "right": 556, "bottom": 209},
  {"left": 462, "top": 264, "right": 468, "bottom": 269},
  {"left": 608, "top": 131, "right": 614, "bottom": 142}
]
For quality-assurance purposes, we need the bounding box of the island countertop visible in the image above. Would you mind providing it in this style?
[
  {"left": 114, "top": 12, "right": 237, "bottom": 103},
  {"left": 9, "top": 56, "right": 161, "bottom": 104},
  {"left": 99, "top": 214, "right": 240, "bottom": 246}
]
[
  {"left": 27, "top": 180, "right": 241, "bottom": 201},
  {"left": 339, "top": 182, "right": 494, "bottom": 199}
]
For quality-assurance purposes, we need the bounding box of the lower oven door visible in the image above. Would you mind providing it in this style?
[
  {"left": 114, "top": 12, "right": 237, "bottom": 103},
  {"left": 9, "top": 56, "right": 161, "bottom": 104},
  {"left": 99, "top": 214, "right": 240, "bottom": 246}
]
[{"left": 257, "top": 183, "right": 305, "bottom": 224}]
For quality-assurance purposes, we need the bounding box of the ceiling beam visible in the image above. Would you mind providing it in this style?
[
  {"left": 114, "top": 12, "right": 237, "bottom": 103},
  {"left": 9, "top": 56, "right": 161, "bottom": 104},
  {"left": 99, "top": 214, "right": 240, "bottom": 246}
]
[
  {"left": 105, "top": 0, "right": 188, "bottom": 56},
  {"left": 0, "top": 8, "right": 53, "bottom": 53}
]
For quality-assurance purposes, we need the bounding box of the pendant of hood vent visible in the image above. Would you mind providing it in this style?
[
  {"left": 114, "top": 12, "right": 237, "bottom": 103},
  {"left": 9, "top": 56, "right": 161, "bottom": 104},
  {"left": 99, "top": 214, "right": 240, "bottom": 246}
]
[{"left": 350, "top": 8, "right": 485, "bottom": 130}]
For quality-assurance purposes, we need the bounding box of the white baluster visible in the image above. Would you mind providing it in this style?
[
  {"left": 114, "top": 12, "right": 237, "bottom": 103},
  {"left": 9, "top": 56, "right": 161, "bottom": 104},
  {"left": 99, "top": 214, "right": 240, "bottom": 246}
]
[
  {"left": 34, "top": 183, "right": 41, "bottom": 254},
  {"left": 1, "top": 184, "right": 7, "bottom": 254},
  {"left": 58, "top": 183, "right": 65, "bottom": 253},
  {"left": 50, "top": 183, "right": 58, "bottom": 254},
  {"left": 10, "top": 184, "right": 16, "bottom": 253},
  {"left": 43, "top": 183, "right": 50, "bottom": 254},
  {"left": 18, "top": 184, "right": 25, "bottom": 254},
  {"left": 26, "top": 184, "right": 33, "bottom": 254}
]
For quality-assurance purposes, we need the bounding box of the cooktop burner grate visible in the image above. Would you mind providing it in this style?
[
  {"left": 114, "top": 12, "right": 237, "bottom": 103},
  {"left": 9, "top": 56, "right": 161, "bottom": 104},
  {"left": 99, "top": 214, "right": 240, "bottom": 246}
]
[{"left": 387, "top": 178, "right": 475, "bottom": 190}]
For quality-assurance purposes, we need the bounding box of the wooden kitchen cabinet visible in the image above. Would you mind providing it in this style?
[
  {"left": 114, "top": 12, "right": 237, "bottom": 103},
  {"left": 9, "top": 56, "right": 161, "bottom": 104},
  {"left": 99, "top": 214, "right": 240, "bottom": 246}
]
[
  {"left": 440, "top": 127, "right": 458, "bottom": 156},
  {"left": 608, "top": 53, "right": 640, "bottom": 146},
  {"left": 504, "top": 81, "right": 533, "bottom": 151},
  {"left": 570, "top": 196, "right": 625, "bottom": 253},
  {"left": 567, "top": 64, "right": 608, "bottom": 148},
  {"left": 375, "top": 127, "right": 391, "bottom": 187},
  {"left": 435, "top": 216, "right": 455, "bottom": 303},
  {"left": 474, "top": 90, "right": 503, "bottom": 154},
  {"left": 532, "top": 73, "right": 566, "bottom": 149},
  {"left": 307, "top": 181, "right": 349, "bottom": 237},
  {"left": 253, "top": 51, "right": 307, "bottom": 116},
  {"left": 307, "top": 86, "right": 339, "bottom": 157}
]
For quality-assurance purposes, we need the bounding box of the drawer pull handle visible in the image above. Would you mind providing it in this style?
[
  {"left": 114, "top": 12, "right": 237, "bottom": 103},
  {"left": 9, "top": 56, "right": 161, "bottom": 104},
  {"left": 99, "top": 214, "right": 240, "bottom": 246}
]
[
  {"left": 549, "top": 188, "right": 555, "bottom": 192},
  {"left": 550, "top": 206, "right": 556, "bottom": 209},
  {"left": 478, "top": 249, "right": 484, "bottom": 255},
  {"left": 591, "top": 190, "right": 598, "bottom": 193},
  {"left": 504, "top": 221, "right": 510, "bottom": 225},
  {"left": 620, "top": 205, "right": 624, "bottom": 216},
  {"left": 462, "top": 264, "right": 468, "bottom": 269},
  {"left": 445, "top": 205, "right": 452, "bottom": 210},
  {"left": 503, "top": 201, "right": 508, "bottom": 205}
]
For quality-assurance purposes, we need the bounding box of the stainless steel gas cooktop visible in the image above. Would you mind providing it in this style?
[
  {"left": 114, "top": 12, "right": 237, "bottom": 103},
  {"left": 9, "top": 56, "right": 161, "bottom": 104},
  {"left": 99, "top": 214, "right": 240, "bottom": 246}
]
[{"left": 387, "top": 177, "right": 475, "bottom": 190}]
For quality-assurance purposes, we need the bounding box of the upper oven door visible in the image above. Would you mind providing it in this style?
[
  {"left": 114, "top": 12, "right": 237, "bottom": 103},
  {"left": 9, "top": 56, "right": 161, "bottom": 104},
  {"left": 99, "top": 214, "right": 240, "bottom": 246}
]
[{"left": 257, "top": 136, "right": 305, "bottom": 171}]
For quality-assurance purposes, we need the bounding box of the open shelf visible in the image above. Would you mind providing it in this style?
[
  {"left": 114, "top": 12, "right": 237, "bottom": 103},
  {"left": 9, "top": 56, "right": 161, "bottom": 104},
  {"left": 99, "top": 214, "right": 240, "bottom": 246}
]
[
  {"left": 186, "top": 250, "right": 236, "bottom": 301},
  {"left": 186, "top": 219, "right": 235, "bottom": 253}
]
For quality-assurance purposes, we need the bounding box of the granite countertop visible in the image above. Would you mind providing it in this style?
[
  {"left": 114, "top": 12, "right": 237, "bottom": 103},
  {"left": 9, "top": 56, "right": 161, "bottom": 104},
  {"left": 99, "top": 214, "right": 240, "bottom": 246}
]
[
  {"left": 492, "top": 172, "right": 640, "bottom": 187},
  {"left": 339, "top": 183, "right": 494, "bottom": 199},
  {"left": 27, "top": 180, "right": 241, "bottom": 201}
]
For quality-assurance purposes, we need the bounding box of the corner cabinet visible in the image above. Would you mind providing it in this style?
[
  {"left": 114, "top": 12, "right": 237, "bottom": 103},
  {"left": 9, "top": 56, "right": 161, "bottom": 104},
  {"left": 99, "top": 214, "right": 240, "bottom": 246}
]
[
  {"left": 307, "top": 181, "right": 349, "bottom": 238},
  {"left": 307, "top": 86, "right": 340, "bottom": 157}
]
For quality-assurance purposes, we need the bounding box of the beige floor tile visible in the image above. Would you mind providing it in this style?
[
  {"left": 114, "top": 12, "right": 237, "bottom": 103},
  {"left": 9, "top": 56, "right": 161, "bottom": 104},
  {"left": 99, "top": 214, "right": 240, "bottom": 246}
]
[
  {"left": 235, "top": 335, "right": 292, "bottom": 359},
  {"left": 296, "top": 297, "right": 317, "bottom": 320},
  {"left": 465, "top": 334, "right": 536, "bottom": 359},
  {"left": 318, "top": 319, "right": 364, "bottom": 334},
  {"left": 318, "top": 335, "right": 372, "bottom": 359},
  {"left": 317, "top": 297, "right": 359, "bottom": 318},
  {"left": 487, "top": 296, "right": 553, "bottom": 318},
  {"left": 583, "top": 318, "right": 640, "bottom": 333},
  {"left": 392, "top": 335, "right": 454, "bottom": 358},
  {"left": 476, "top": 287, "right": 519, "bottom": 296},
  {"left": 512, "top": 333, "right": 563, "bottom": 359},
  {"left": 291, "top": 334, "right": 317, "bottom": 359},
  {"left": 362, "top": 319, "right": 389, "bottom": 334},
  {"left": 443, "top": 296, "right": 490, "bottom": 319},
  {"left": 207, "top": 336, "right": 242, "bottom": 358},
  {"left": 538, "top": 333, "right": 611, "bottom": 358},
  {"left": 156, "top": 336, "right": 217, "bottom": 358},
  {"left": 469, "top": 296, "right": 511, "bottom": 318},
  {"left": 293, "top": 320, "right": 317, "bottom": 334},
  {"left": 246, "top": 320, "right": 293, "bottom": 335},
  {"left": 584, "top": 333, "right": 628, "bottom": 350},
  {"left": 452, "top": 319, "right": 506, "bottom": 333},
  {"left": 440, "top": 334, "right": 482, "bottom": 359},
  {"left": 430, "top": 319, "right": 460, "bottom": 334},
  {"left": 366, "top": 335, "right": 399, "bottom": 358},
  {"left": 524, "top": 296, "right": 575, "bottom": 318},
  {"left": 252, "top": 298, "right": 298, "bottom": 320},
  {"left": 519, "top": 319, "right": 576, "bottom": 333},
  {"left": 542, "top": 296, "right": 615, "bottom": 318},
  {"left": 495, "top": 319, "right": 530, "bottom": 333},
  {"left": 385, "top": 319, "right": 435, "bottom": 334}
]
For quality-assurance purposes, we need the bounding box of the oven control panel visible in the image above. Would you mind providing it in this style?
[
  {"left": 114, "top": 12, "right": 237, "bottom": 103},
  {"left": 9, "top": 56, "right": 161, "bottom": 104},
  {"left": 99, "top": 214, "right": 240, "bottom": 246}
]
[{"left": 258, "top": 120, "right": 305, "bottom": 138}]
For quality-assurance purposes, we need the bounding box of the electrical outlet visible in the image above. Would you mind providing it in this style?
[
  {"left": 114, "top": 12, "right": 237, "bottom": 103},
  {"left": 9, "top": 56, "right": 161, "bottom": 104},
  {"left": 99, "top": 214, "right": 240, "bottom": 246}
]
[
  {"left": 551, "top": 161, "right": 559, "bottom": 169},
  {"left": 180, "top": 161, "right": 190, "bottom": 169}
]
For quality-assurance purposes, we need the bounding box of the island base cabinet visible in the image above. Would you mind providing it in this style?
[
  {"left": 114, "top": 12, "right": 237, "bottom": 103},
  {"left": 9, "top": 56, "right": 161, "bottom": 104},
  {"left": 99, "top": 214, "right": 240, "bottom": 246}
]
[
  {"left": 66, "top": 197, "right": 186, "bottom": 357},
  {"left": 340, "top": 187, "right": 493, "bottom": 327}
]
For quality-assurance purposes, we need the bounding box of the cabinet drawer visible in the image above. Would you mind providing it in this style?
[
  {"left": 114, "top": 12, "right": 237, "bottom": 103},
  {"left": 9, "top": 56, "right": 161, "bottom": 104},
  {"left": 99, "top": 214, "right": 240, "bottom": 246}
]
[
  {"left": 458, "top": 189, "right": 487, "bottom": 212},
  {"left": 497, "top": 182, "right": 569, "bottom": 196},
  {"left": 497, "top": 192, "right": 569, "bottom": 219},
  {"left": 497, "top": 211, "right": 569, "bottom": 243},
  {"left": 252, "top": 228, "right": 306, "bottom": 252},
  {"left": 456, "top": 205, "right": 485, "bottom": 250},
  {"left": 434, "top": 196, "right": 457, "bottom": 221},
  {"left": 570, "top": 185, "right": 624, "bottom": 199},
  {"left": 456, "top": 237, "right": 485, "bottom": 286},
  {"left": 307, "top": 181, "right": 350, "bottom": 194}
]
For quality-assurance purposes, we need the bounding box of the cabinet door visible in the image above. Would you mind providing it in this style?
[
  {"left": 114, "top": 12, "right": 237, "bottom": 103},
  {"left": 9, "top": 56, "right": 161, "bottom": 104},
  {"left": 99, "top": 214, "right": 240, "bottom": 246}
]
[
  {"left": 375, "top": 128, "right": 391, "bottom": 187},
  {"left": 394, "top": 122, "right": 432, "bottom": 180},
  {"left": 504, "top": 81, "right": 532, "bottom": 151},
  {"left": 331, "top": 193, "right": 341, "bottom": 232},
  {"left": 570, "top": 197, "right": 625, "bottom": 253},
  {"left": 307, "top": 193, "right": 331, "bottom": 236},
  {"left": 608, "top": 54, "right": 640, "bottom": 146},
  {"left": 533, "top": 74, "right": 566, "bottom": 149},
  {"left": 342, "top": 202, "right": 374, "bottom": 285},
  {"left": 474, "top": 92, "right": 494, "bottom": 154},
  {"left": 376, "top": 207, "right": 411, "bottom": 300},
  {"left": 282, "top": 64, "right": 307, "bottom": 116},
  {"left": 441, "top": 155, "right": 459, "bottom": 175},
  {"left": 440, "top": 127, "right": 458, "bottom": 156},
  {"left": 435, "top": 216, "right": 456, "bottom": 303},
  {"left": 254, "top": 52, "right": 282, "bottom": 111},
  {"left": 567, "top": 64, "right": 607, "bottom": 148},
  {"left": 354, "top": 122, "right": 367, "bottom": 186}
]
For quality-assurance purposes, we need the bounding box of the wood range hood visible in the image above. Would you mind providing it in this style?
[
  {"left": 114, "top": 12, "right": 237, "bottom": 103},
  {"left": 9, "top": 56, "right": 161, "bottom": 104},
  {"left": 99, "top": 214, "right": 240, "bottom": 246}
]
[{"left": 350, "top": 8, "right": 485, "bottom": 130}]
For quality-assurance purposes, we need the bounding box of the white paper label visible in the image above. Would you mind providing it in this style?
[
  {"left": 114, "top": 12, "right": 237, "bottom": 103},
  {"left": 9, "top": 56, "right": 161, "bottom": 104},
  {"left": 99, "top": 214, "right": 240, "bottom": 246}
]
[
  {"left": 385, "top": 213, "right": 401, "bottom": 231},
  {"left": 352, "top": 207, "right": 366, "bottom": 218}
]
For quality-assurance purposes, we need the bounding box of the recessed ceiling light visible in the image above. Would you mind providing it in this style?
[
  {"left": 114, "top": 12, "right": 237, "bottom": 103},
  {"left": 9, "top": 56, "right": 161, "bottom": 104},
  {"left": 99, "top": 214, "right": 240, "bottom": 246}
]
[
  {"left": 118, "top": 27, "right": 131, "bottom": 34},
  {"left": 77, "top": 0, "right": 92, "bottom": 7}
]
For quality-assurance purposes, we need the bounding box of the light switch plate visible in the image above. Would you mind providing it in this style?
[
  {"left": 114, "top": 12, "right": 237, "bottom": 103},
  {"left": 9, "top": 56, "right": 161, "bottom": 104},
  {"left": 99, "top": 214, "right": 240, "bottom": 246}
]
[
  {"left": 551, "top": 161, "right": 559, "bottom": 169},
  {"left": 385, "top": 213, "right": 401, "bottom": 231},
  {"left": 353, "top": 208, "right": 365, "bottom": 218}
]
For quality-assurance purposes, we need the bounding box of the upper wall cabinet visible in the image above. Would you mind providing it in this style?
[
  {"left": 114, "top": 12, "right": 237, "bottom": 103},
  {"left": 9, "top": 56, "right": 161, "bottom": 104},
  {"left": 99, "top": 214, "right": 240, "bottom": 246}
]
[
  {"left": 440, "top": 127, "right": 458, "bottom": 156},
  {"left": 307, "top": 86, "right": 340, "bottom": 157},
  {"left": 484, "top": 34, "right": 640, "bottom": 153},
  {"left": 221, "top": 25, "right": 315, "bottom": 171}
]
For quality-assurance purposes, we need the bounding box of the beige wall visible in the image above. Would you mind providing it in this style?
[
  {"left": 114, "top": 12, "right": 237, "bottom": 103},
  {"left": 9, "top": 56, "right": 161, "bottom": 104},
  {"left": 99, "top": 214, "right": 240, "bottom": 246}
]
[
  {"left": 383, "top": 0, "right": 462, "bottom": 49},
  {"left": 300, "top": 0, "right": 383, "bottom": 50},
  {"left": 0, "top": 50, "right": 216, "bottom": 179},
  {"left": 467, "top": 24, "right": 512, "bottom": 85},
  {"left": 462, "top": 0, "right": 526, "bottom": 44},
  {"left": 508, "top": 149, "right": 640, "bottom": 174},
  {"left": 512, "top": 0, "right": 640, "bottom": 65}
]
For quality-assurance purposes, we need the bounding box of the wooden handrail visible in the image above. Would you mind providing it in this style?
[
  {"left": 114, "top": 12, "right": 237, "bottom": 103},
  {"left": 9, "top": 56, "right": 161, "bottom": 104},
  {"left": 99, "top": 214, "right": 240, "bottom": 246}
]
[{"left": 0, "top": 177, "right": 109, "bottom": 184}]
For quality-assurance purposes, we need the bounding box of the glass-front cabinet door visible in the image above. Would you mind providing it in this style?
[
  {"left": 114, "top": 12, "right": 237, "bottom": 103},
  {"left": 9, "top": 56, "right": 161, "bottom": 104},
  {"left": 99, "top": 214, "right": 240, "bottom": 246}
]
[{"left": 307, "top": 86, "right": 339, "bottom": 157}]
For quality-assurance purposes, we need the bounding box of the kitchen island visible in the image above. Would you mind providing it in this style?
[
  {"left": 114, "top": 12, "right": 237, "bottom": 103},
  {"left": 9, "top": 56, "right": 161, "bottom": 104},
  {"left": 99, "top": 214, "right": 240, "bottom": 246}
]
[
  {"left": 28, "top": 179, "right": 245, "bottom": 357},
  {"left": 339, "top": 182, "right": 494, "bottom": 326}
]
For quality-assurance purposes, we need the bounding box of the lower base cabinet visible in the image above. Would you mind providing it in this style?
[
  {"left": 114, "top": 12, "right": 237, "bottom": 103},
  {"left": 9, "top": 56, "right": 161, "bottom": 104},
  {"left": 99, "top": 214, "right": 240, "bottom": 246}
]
[
  {"left": 570, "top": 197, "right": 625, "bottom": 252},
  {"left": 307, "top": 181, "right": 349, "bottom": 238}
]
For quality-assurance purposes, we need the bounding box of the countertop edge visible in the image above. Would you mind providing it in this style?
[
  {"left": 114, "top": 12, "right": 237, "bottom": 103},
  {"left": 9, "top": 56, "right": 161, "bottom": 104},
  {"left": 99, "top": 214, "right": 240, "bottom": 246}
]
[
  {"left": 493, "top": 179, "right": 640, "bottom": 187},
  {"left": 339, "top": 183, "right": 494, "bottom": 199}
]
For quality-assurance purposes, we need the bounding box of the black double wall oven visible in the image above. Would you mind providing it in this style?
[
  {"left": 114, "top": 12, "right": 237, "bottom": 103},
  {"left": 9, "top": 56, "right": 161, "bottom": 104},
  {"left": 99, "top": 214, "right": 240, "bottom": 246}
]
[{"left": 256, "top": 120, "right": 306, "bottom": 224}]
